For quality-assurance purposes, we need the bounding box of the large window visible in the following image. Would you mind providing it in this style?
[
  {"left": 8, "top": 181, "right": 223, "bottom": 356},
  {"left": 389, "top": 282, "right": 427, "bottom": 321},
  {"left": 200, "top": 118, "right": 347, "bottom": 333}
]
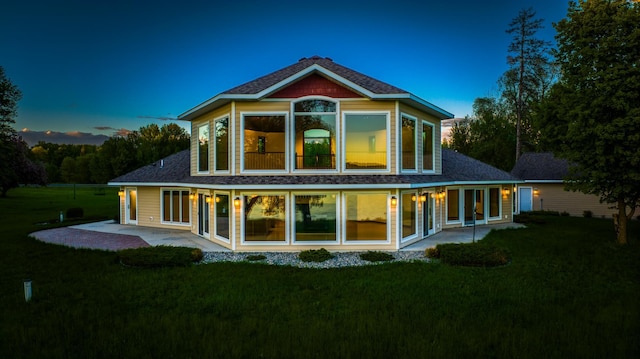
[
  {"left": 215, "top": 193, "right": 230, "bottom": 240},
  {"left": 344, "top": 113, "right": 388, "bottom": 170},
  {"left": 294, "top": 193, "right": 337, "bottom": 242},
  {"left": 447, "top": 189, "right": 460, "bottom": 222},
  {"left": 401, "top": 191, "right": 417, "bottom": 239},
  {"left": 294, "top": 100, "right": 336, "bottom": 170},
  {"left": 243, "top": 114, "right": 286, "bottom": 171},
  {"left": 401, "top": 115, "right": 416, "bottom": 170},
  {"left": 422, "top": 121, "right": 434, "bottom": 171},
  {"left": 162, "top": 189, "right": 190, "bottom": 224},
  {"left": 243, "top": 194, "right": 286, "bottom": 242},
  {"left": 345, "top": 193, "right": 387, "bottom": 241},
  {"left": 489, "top": 188, "right": 500, "bottom": 218},
  {"left": 214, "top": 117, "right": 229, "bottom": 172},
  {"left": 198, "top": 123, "right": 209, "bottom": 172}
]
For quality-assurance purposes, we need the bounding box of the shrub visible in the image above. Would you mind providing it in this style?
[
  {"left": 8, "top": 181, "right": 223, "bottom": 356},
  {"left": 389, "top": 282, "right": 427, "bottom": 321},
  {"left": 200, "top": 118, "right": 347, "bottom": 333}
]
[
  {"left": 299, "top": 248, "right": 334, "bottom": 262},
  {"left": 246, "top": 254, "right": 266, "bottom": 261},
  {"left": 436, "top": 243, "right": 510, "bottom": 267},
  {"left": 560, "top": 211, "right": 570, "bottom": 217},
  {"left": 359, "top": 251, "right": 394, "bottom": 262},
  {"left": 425, "top": 247, "right": 440, "bottom": 258},
  {"left": 66, "top": 207, "right": 84, "bottom": 219},
  {"left": 583, "top": 210, "right": 593, "bottom": 218},
  {"left": 514, "top": 213, "right": 546, "bottom": 225},
  {"left": 117, "top": 246, "right": 203, "bottom": 268}
]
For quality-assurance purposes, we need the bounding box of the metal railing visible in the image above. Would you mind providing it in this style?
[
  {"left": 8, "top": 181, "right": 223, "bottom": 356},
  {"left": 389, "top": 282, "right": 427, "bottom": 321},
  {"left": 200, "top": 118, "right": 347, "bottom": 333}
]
[
  {"left": 295, "top": 153, "right": 335, "bottom": 169},
  {"left": 244, "top": 152, "right": 285, "bottom": 170}
]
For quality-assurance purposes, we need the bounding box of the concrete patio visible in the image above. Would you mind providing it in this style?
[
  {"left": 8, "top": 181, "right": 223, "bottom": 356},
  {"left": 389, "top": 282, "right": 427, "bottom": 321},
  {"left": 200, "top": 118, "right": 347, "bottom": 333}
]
[{"left": 71, "top": 221, "right": 526, "bottom": 252}]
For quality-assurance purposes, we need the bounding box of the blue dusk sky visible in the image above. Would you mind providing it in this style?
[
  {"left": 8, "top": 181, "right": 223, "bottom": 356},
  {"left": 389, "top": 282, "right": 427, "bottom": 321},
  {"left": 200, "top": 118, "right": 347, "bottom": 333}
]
[{"left": 1, "top": 0, "right": 569, "bottom": 145}]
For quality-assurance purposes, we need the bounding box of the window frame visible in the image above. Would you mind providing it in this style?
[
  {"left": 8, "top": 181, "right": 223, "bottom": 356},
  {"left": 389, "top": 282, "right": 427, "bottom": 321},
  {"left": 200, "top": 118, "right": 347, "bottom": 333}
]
[
  {"left": 488, "top": 186, "right": 502, "bottom": 220},
  {"left": 160, "top": 188, "right": 191, "bottom": 226},
  {"left": 400, "top": 113, "right": 418, "bottom": 172},
  {"left": 421, "top": 120, "right": 435, "bottom": 173},
  {"left": 213, "top": 115, "right": 230, "bottom": 174},
  {"left": 240, "top": 112, "right": 289, "bottom": 173},
  {"left": 342, "top": 191, "right": 391, "bottom": 244},
  {"left": 213, "top": 191, "right": 231, "bottom": 243},
  {"left": 197, "top": 122, "right": 210, "bottom": 174},
  {"left": 291, "top": 191, "right": 340, "bottom": 245},
  {"left": 291, "top": 97, "right": 338, "bottom": 173},
  {"left": 240, "top": 192, "right": 289, "bottom": 246},
  {"left": 446, "top": 188, "right": 461, "bottom": 224},
  {"left": 400, "top": 190, "right": 419, "bottom": 242},
  {"left": 342, "top": 111, "right": 391, "bottom": 173}
]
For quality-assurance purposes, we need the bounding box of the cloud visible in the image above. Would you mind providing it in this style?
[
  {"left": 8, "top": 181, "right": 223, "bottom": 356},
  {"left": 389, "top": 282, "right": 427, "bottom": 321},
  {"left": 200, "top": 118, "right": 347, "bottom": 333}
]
[
  {"left": 114, "top": 128, "right": 132, "bottom": 137},
  {"left": 20, "top": 130, "right": 110, "bottom": 147},
  {"left": 94, "top": 126, "right": 114, "bottom": 131},
  {"left": 137, "top": 115, "right": 178, "bottom": 121}
]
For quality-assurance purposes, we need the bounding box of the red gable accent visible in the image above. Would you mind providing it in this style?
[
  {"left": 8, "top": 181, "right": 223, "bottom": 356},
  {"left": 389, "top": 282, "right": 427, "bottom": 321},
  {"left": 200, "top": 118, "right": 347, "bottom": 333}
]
[{"left": 267, "top": 73, "right": 363, "bottom": 98}]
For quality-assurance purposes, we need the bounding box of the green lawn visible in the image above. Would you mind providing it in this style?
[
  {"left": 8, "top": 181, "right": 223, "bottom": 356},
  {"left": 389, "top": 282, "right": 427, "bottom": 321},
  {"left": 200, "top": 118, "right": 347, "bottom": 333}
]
[{"left": 1, "top": 186, "right": 639, "bottom": 358}]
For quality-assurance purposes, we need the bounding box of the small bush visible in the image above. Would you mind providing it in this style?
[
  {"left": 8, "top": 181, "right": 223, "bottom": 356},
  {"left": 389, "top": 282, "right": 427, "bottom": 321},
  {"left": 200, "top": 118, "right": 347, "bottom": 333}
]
[
  {"left": 514, "top": 213, "right": 546, "bottom": 225},
  {"left": 246, "top": 254, "right": 266, "bottom": 261},
  {"left": 436, "top": 243, "right": 510, "bottom": 267},
  {"left": 299, "top": 248, "right": 334, "bottom": 262},
  {"left": 560, "top": 211, "right": 570, "bottom": 217},
  {"left": 583, "top": 210, "right": 593, "bottom": 218},
  {"left": 118, "top": 246, "right": 203, "bottom": 268},
  {"left": 66, "top": 207, "right": 84, "bottom": 219},
  {"left": 425, "top": 247, "right": 440, "bottom": 258},
  {"left": 359, "top": 251, "right": 394, "bottom": 262}
]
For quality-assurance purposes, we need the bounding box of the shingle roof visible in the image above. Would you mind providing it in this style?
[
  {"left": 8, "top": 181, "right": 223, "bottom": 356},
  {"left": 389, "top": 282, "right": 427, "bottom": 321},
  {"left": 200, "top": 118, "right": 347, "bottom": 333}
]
[
  {"left": 510, "top": 152, "right": 570, "bottom": 180},
  {"left": 109, "top": 149, "right": 518, "bottom": 187},
  {"left": 222, "top": 56, "right": 408, "bottom": 96}
]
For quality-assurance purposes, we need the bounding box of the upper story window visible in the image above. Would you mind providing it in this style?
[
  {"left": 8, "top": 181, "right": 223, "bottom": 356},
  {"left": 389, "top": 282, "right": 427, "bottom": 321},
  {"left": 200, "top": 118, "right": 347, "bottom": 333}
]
[
  {"left": 214, "top": 117, "right": 229, "bottom": 172},
  {"left": 343, "top": 113, "right": 389, "bottom": 171},
  {"left": 294, "top": 100, "right": 337, "bottom": 170},
  {"left": 401, "top": 114, "right": 417, "bottom": 171},
  {"left": 242, "top": 114, "right": 287, "bottom": 171},
  {"left": 197, "top": 123, "right": 209, "bottom": 173},
  {"left": 422, "top": 120, "right": 434, "bottom": 171}
]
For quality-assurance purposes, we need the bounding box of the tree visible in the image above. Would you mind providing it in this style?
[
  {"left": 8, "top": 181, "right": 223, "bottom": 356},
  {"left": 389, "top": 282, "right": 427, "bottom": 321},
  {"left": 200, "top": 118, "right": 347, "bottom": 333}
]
[
  {"left": 0, "top": 66, "right": 21, "bottom": 138},
  {"left": 539, "top": 0, "right": 640, "bottom": 244},
  {"left": 505, "top": 7, "right": 551, "bottom": 160}
]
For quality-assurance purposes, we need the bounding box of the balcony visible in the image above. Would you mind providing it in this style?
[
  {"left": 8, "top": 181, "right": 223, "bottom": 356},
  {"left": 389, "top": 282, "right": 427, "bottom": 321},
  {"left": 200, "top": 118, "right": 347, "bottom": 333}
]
[
  {"left": 244, "top": 152, "right": 285, "bottom": 170},
  {"left": 295, "top": 153, "right": 335, "bottom": 170}
]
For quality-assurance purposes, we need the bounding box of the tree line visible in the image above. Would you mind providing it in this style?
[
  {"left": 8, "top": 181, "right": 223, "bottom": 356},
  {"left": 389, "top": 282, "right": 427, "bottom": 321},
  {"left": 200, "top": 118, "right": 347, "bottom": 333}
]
[{"left": 29, "top": 123, "right": 190, "bottom": 184}]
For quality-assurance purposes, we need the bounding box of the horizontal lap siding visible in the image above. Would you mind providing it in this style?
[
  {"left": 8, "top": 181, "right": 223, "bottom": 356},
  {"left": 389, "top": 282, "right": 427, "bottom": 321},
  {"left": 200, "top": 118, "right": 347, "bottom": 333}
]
[
  {"left": 398, "top": 103, "right": 442, "bottom": 174},
  {"left": 135, "top": 187, "right": 192, "bottom": 231}
]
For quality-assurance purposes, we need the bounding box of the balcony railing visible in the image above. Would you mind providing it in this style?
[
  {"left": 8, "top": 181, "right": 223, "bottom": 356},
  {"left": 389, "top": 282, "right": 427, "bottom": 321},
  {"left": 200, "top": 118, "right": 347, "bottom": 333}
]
[
  {"left": 244, "top": 152, "right": 285, "bottom": 170},
  {"left": 295, "top": 153, "right": 335, "bottom": 169}
]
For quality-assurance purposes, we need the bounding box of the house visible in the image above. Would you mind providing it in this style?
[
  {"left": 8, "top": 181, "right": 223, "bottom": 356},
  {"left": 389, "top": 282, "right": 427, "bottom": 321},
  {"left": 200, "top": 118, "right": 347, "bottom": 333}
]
[
  {"left": 109, "top": 56, "right": 519, "bottom": 251},
  {"left": 511, "top": 152, "right": 613, "bottom": 217}
]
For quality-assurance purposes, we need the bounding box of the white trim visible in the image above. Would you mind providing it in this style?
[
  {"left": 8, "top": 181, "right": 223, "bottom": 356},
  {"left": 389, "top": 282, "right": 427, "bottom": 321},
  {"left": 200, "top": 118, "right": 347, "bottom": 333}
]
[
  {"left": 342, "top": 191, "right": 392, "bottom": 245},
  {"left": 197, "top": 190, "right": 211, "bottom": 239},
  {"left": 159, "top": 187, "right": 191, "bottom": 227},
  {"left": 231, "top": 102, "right": 236, "bottom": 175},
  {"left": 400, "top": 113, "right": 418, "bottom": 173},
  {"left": 291, "top": 191, "right": 340, "bottom": 246},
  {"left": 240, "top": 111, "right": 289, "bottom": 174},
  {"left": 213, "top": 115, "right": 231, "bottom": 174},
  {"left": 212, "top": 191, "right": 231, "bottom": 243},
  {"left": 487, "top": 186, "right": 502, "bottom": 221},
  {"left": 124, "top": 187, "right": 138, "bottom": 225},
  {"left": 240, "top": 192, "right": 289, "bottom": 246},
  {"left": 445, "top": 187, "right": 462, "bottom": 225},
  {"left": 518, "top": 186, "right": 534, "bottom": 213},
  {"left": 523, "top": 180, "right": 563, "bottom": 183},
  {"left": 421, "top": 120, "right": 436, "bottom": 173},
  {"left": 341, "top": 111, "right": 391, "bottom": 173}
]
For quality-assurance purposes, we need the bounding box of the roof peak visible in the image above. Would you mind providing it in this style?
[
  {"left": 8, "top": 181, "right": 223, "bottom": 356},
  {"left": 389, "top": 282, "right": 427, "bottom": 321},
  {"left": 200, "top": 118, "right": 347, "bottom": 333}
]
[{"left": 299, "top": 55, "right": 333, "bottom": 62}]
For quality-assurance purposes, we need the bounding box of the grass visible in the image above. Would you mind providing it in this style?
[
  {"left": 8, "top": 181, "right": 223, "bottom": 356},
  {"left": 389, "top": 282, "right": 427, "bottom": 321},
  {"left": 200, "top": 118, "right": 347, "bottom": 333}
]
[{"left": 1, "top": 186, "right": 639, "bottom": 358}]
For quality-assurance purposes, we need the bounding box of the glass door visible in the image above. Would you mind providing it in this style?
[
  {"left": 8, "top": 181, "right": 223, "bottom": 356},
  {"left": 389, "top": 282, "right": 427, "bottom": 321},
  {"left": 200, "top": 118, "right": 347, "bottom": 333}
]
[
  {"left": 198, "top": 193, "right": 210, "bottom": 237},
  {"left": 125, "top": 188, "right": 137, "bottom": 224},
  {"left": 423, "top": 193, "right": 435, "bottom": 236},
  {"left": 464, "top": 189, "right": 485, "bottom": 226}
]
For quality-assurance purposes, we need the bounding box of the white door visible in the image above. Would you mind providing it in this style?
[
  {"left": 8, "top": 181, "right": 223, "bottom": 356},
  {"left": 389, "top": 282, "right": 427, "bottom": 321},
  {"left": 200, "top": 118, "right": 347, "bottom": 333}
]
[
  {"left": 198, "top": 193, "right": 210, "bottom": 238},
  {"left": 423, "top": 193, "right": 435, "bottom": 236},
  {"left": 464, "top": 189, "right": 486, "bottom": 226},
  {"left": 125, "top": 188, "right": 137, "bottom": 224},
  {"left": 519, "top": 187, "right": 533, "bottom": 212}
]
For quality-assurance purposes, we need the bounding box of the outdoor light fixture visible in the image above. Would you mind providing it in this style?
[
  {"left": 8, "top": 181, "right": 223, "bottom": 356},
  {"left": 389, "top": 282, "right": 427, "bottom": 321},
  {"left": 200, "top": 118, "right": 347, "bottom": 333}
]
[
  {"left": 420, "top": 194, "right": 427, "bottom": 202},
  {"left": 118, "top": 190, "right": 124, "bottom": 197},
  {"left": 234, "top": 197, "right": 241, "bottom": 208},
  {"left": 206, "top": 196, "right": 212, "bottom": 204},
  {"left": 189, "top": 193, "right": 195, "bottom": 200},
  {"left": 215, "top": 196, "right": 220, "bottom": 203},
  {"left": 430, "top": 193, "right": 436, "bottom": 199},
  {"left": 390, "top": 196, "right": 397, "bottom": 207},
  {"left": 411, "top": 194, "right": 417, "bottom": 202},
  {"left": 438, "top": 191, "right": 446, "bottom": 200},
  {"left": 502, "top": 188, "right": 510, "bottom": 197},
  {"left": 533, "top": 188, "right": 540, "bottom": 196}
]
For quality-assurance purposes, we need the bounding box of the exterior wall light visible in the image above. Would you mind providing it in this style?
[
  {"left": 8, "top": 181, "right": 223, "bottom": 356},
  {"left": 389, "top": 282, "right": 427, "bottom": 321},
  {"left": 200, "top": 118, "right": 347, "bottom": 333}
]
[
  {"left": 438, "top": 191, "right": 446, "bottom": 200},
  {"left": 215, "top": 196, "right": 220, "bottom": 203},
  {"left": 502, "top": 188, "right": 510, "bottom": 197},
  {"left": 390, "top": 196, "right": 397, "bottom": 207},
  {"left": 411, "top": 194, "right": 417, "bottom": 202},
  {"left": 189, "top": 193, "right": 195, "bottom": 200},
  {"left": 420, "top": 194, "right": 427, "bottom": 202},
  {"left": 205, "top": 196, "right": 212, "bottom": 203},
  {"left": 234, "top": 197, "right": 241, "bottom": 208},
  {"left": 533, "top": 188, "right": 540, "bottom": 196},
  {"left": 118, "top": 190, "right": 124, "bottom": 197}
]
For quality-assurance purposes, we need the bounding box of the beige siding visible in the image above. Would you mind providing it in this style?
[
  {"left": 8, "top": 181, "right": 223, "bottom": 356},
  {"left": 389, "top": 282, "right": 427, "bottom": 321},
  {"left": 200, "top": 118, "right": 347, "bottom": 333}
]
[
  {"left": 190, "top": 104, "right": 232, "bottom": 176},
  {"left": 131, "top": 187, "right": 192, "bottom": 230},
  {"left": 531, "top": 183, "right": 615, "bottom": 217}
]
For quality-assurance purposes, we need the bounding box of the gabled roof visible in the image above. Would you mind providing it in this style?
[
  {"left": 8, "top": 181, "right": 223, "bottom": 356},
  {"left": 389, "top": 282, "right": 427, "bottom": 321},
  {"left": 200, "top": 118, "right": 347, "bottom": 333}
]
[
  {"left": 109, "top": 149, "right": 518, "bottom": 189},
  {"left": 178, "top": 56, "right": 454, "bottom": 121},
  {"left": 511, "top": 152, "right": 570, "bottom": 181}
]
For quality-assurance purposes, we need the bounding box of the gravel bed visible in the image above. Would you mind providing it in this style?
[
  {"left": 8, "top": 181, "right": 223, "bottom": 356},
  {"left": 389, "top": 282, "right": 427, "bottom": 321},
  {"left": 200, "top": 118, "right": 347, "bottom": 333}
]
[{"left": 202, "top": 251, "right": 430, "bottom": 269}]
